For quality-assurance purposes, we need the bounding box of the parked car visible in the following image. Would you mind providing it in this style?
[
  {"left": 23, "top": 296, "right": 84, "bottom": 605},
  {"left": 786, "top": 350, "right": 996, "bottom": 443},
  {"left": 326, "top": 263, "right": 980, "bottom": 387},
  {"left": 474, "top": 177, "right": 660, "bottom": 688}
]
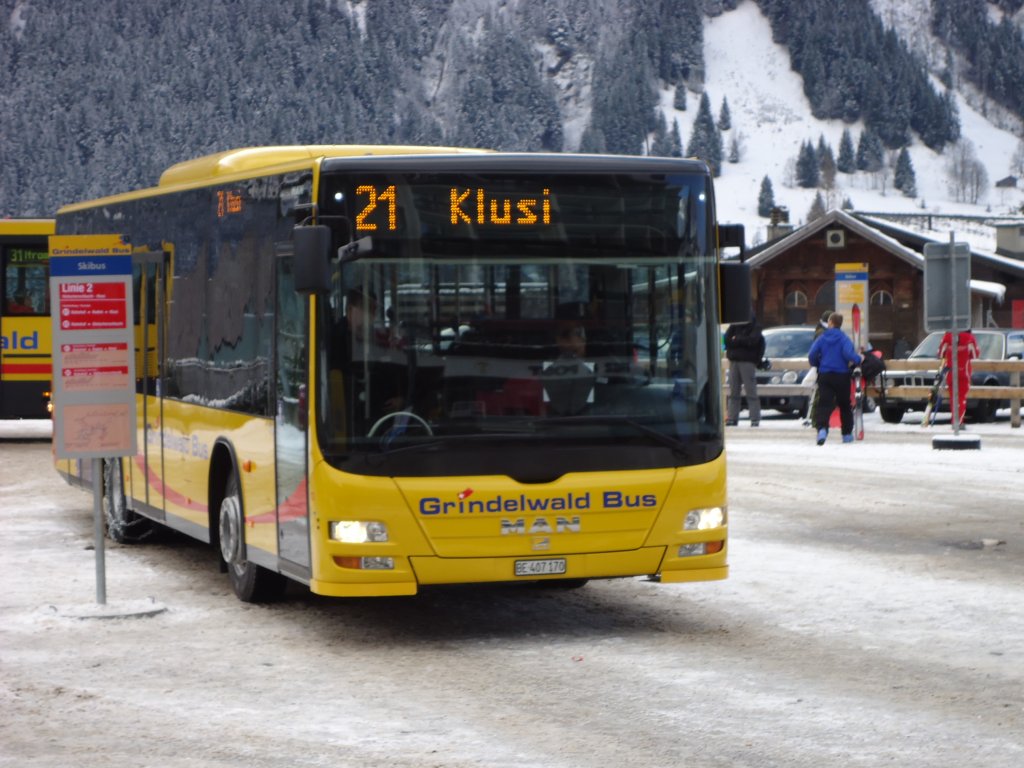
[
  {"left": 879, "top": 329, "right": 1024, "bottom": 423},
  {"left": 754, "top": 325, "right": 818, "bottom": 417}
]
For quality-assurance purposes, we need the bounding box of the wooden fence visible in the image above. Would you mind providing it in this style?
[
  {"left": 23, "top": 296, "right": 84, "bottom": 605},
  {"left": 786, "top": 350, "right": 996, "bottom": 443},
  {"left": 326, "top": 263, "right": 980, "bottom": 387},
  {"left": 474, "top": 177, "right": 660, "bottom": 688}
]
[{"left": 724, "top": 358, "right": 1024, "bottom": 428}]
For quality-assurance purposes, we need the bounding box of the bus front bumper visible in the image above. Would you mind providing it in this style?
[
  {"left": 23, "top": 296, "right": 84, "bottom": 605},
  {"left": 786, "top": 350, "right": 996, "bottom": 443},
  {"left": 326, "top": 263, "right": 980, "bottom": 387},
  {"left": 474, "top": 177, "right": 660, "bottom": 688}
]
[{"left": 308, "top": 546, "right": 727, "bottom": 596}]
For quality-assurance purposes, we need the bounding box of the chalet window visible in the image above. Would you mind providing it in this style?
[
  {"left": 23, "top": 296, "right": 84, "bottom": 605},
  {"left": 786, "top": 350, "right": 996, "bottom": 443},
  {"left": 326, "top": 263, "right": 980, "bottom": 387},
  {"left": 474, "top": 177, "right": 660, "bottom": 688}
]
[{"left": 785, "top": 290, "right": 808, "bottom": 308}]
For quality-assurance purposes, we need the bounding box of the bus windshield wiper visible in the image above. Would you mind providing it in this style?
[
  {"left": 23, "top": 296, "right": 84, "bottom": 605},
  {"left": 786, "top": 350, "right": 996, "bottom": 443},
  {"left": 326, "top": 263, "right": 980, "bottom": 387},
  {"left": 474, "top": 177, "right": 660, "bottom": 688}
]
[
  {"left": 366, "top": 431, "right": 538, "bottom": 460},
  {"left": 537, "top": 415, "right": 688, "bottom": 453}
]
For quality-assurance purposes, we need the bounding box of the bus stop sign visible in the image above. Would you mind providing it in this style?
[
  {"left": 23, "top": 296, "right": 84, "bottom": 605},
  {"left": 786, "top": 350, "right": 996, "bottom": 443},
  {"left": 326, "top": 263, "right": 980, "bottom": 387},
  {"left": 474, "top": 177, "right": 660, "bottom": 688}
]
[{"left": 923, "top": 241, "right": 970, "bottom": 332}]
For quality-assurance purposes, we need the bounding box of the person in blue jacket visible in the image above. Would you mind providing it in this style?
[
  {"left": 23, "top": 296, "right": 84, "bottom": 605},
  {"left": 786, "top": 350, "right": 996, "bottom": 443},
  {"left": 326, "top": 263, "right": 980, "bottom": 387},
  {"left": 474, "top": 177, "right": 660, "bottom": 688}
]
[{"left": 807, "top": 311, "right": 862, "bottom": 445}]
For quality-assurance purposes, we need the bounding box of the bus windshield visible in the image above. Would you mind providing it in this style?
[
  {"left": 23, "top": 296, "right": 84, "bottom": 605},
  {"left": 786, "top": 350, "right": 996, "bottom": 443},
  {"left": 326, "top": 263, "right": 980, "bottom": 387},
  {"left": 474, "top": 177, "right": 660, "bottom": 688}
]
[{"left": 315, "top": 167, "right": 724, "bottom": 479}]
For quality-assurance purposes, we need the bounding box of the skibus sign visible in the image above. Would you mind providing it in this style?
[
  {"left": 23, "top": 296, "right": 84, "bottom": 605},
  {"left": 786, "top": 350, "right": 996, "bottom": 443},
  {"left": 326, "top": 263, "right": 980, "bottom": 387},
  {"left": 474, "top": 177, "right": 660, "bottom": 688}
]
[{"left": 48, "top": 234, "right": 137, "bottom": 459}]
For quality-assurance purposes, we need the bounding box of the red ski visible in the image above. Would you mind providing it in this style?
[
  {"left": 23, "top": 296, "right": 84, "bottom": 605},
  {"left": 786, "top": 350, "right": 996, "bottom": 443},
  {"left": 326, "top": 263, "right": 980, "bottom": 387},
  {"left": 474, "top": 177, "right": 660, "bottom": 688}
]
[{"left": 851, "top": 304, "right": 864, "bottom": 441}]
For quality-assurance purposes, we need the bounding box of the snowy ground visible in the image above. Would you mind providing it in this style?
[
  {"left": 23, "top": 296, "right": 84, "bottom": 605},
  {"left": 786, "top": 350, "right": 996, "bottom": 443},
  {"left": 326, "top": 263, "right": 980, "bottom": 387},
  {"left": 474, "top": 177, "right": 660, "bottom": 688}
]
[{"left": 1, "top": 414, "right": 1022, "bottom": 767}]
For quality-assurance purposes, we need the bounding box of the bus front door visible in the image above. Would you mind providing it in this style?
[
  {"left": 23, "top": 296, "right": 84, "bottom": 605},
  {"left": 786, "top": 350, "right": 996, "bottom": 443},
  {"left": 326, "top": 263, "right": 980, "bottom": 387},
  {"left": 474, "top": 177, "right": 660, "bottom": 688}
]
[
  {"left": 274, "top": 245, "right": 311, "bottom": 575},
  {"left": 130, "top": 252, "right": 167, "bottom": 522}
]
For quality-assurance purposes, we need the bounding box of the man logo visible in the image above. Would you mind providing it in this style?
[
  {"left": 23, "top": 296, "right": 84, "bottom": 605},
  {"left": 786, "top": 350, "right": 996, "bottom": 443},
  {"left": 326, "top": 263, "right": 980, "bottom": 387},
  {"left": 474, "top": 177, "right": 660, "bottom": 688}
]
[{"left": 501, "top": 516, "right": 581, "bottom": 535}]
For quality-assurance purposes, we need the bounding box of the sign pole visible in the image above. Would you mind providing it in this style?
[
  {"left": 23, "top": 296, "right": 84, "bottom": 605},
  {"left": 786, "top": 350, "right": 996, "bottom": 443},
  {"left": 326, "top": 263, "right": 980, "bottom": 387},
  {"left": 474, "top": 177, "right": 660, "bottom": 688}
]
[
  {"left": 949, "top": 233, "right": 960, "bottom": 437},
  {"left": 92, "top": 458, "right": 106, "bottom": 605},
  {"left": 923, "top": 236, "right": 978, "bottom": 450}
]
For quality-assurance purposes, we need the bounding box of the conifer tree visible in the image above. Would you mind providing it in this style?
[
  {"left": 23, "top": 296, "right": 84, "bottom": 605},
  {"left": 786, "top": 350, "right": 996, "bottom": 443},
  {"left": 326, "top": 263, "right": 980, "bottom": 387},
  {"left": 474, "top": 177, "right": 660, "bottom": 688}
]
[
  {"left": 728, "top": 132, "right": 742, "bottom": 163},
  {"left": 816, "top": 135, "right": 835, "bottom": 185},
  {"left": 669, "top": 121, "right": 683, "bottom": 158},
  {"left": 819, "top": 145, "right": 837, "bottom": 191},
  {"left": 686, "top": 92, "right": 723, "bottom": 176},
  {"left": 758, "top": 176, "right": 775, "bottom": 217},
  {"left": 796, "top": 141, "right": 820, "bottom": 188},
  {"left": 579, "top": 124, "right": 607, "bottom": 153},
  {"left": 1011, "top": 139, "right": 1024, "bottom": 176},
  {"left": 856, "top": 128, "right": 885, "bottom": 172},
  {"left": 815, "top": 135, "right": 831, "bottom": 163},
  {"left": 717, "top": 96, "right": 731, "bottom": 131},
  {"left": 588, "top": 36, "right": 658, "bottom": 154},
  {"left": 650, "top": 113, "right": 673, "bottom": 157},
  {"left": 837, "top": 129, "right": 856, "bottom": 173},
  {"left": 807, "top": 191, "right": 827, "bottom": 222},
  {"left": 894, "top": 147, "right": 917, "bottom": 197},
  {"left": 674, "top": 84, "right": 687, "bottom": 111}
]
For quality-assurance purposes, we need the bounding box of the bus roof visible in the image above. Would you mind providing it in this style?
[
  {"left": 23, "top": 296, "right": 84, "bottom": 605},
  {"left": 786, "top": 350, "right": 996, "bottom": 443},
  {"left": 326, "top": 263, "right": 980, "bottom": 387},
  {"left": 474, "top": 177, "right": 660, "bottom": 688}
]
[
  {"left": 0, "top": 218, "right": 55, "bottom": 236},
  {"left": 158, "top": 145, "right": 491, "bottom": 187},
  {"left": 57, "top": 145, "right": 711, "bottom": 215},
  {"left": 56, "top": 145, "right": 490, "bottom": 214}
]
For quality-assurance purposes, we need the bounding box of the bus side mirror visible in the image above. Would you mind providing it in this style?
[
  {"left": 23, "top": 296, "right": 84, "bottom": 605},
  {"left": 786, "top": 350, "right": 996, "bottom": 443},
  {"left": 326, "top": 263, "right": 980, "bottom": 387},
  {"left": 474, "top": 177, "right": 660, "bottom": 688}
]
[
  {"left": 719, "top": 223, "right": 745, "bottom": 255},
  {"left": 719, "top": 260, "right": 752, "bottom": 325},
  {"left": 293, "top": 225, "right": 331, "bottom": 294}
]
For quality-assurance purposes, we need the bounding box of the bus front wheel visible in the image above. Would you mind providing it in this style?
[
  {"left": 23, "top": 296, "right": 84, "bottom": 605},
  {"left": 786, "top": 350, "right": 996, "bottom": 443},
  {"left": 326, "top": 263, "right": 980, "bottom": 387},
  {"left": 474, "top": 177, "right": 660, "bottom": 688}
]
[{"left": 218, "top": 469, "right": 285, "bottom": 602}]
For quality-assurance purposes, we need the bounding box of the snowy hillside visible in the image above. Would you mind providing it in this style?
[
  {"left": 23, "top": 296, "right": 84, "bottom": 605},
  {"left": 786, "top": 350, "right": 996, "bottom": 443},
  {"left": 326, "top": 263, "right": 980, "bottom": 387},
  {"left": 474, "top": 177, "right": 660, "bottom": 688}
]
[
  {"left": 2, "top": 0, "right": 1022, "bottom": 245},
  {"left": 672, "top": 1, "right": 1024, "bottom": 251}
]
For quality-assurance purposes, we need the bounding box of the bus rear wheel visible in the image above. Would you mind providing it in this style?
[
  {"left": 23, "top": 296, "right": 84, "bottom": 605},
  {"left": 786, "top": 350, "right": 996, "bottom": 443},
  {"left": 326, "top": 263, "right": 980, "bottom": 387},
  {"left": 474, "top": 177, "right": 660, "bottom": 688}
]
[
  {"left": 103, "top": 458, "right": 150, "bottom": 544},
  {"left": 217, "top": 469, "right": 286, "bottom": 602}
]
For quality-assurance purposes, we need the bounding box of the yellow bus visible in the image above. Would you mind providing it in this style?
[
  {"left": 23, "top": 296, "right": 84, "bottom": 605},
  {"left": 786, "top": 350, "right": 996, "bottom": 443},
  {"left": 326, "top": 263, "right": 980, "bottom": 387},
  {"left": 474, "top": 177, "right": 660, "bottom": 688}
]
[
  {"left": 55, "top": 145, "right": 750, "bottom": 601},
  {"left": 1, "top": 218, "right": 55, "bottom": 419}
]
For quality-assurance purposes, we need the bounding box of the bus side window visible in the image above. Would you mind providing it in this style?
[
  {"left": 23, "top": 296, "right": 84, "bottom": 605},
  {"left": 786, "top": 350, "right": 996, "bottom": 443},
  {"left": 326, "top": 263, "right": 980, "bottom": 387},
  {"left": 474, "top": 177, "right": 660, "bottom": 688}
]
[
  {"left": 5, "top": 256, "right": 48, "bottom": 315},
  {"left": 6, "top": 288, "right": 35, "bottom": 314}
]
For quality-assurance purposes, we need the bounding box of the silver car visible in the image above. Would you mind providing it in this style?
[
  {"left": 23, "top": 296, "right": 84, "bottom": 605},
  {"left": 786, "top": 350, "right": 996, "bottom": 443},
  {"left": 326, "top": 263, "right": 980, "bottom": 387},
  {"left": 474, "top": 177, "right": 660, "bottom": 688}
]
[{"left": 754, "top": 325, "right": 817, "bottom": 417}]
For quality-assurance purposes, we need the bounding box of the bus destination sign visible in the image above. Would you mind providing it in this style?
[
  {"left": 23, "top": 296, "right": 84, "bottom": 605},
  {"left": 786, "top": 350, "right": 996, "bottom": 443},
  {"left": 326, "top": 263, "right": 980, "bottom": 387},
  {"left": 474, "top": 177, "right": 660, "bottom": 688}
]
[{"left": 354, "top": 184, "right": 552, "bottom": 232}]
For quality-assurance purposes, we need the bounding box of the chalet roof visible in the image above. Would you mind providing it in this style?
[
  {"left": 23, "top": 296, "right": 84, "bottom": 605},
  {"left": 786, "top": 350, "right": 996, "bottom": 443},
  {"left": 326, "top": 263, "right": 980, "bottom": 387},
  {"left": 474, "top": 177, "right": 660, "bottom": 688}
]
[
  {"left": 743, "top": 209, "right": 1008, "bottom": 301},
  {"left": 854, "top": 213, "right": 1024, "bottom": 280},
  {"left": 746, "top": 209, "right": 924, "bottom": 270}
]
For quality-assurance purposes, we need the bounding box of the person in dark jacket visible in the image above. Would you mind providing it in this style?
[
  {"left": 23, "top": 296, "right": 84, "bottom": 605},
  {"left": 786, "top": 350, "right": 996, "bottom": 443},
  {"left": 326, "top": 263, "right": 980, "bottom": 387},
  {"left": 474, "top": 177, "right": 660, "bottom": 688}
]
[
  {"left": 725, "top": 315, "right": 766, "bottom": 426},
  {"left": 807, "top": 312, "right": 862, "bottom": 445}
]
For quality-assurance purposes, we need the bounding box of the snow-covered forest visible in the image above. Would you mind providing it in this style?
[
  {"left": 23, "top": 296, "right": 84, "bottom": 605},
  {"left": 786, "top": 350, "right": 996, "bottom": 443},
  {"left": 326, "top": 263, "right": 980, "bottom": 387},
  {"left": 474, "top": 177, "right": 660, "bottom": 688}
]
[{"left": 1, "top": 0, "right": 1023, "bottom": 236}]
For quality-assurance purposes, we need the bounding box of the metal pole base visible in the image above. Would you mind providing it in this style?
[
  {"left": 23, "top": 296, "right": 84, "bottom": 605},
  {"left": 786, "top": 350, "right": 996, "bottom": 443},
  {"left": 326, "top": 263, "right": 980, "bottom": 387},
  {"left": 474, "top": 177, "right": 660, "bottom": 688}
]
[
  {"left": 932, "top": 434, "right": 982, "bottom": 450},
  {"left": 57, "top": 597, "right": 168, "bottom": 620}
]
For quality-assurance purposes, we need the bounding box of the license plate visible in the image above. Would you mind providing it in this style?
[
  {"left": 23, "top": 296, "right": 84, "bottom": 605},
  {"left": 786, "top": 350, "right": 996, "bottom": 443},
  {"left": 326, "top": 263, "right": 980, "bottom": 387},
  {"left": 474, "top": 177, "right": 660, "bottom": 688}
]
[{"left": 514, "top": 558, "right": 567, "bottom": 577}]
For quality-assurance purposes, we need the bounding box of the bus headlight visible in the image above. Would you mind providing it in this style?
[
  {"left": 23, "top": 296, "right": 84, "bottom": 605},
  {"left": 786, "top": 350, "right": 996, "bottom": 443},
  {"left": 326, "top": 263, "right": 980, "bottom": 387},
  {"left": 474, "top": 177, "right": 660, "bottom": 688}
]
[
  {"left": 329, "top": 520, "right": 389, "bottom": 543},
  {"left": 684, "top": 506, "right": 725, "bottom": 530}
]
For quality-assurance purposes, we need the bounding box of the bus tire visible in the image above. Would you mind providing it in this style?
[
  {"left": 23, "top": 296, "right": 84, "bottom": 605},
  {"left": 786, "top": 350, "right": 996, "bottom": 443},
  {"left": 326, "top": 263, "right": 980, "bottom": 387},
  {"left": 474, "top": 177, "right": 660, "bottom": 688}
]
[
  {"left": 103, "top": 457, "right": 150, "bottom": 544},
  {"left": 217, "top": 468, "right": 286, "bottom": 602}
]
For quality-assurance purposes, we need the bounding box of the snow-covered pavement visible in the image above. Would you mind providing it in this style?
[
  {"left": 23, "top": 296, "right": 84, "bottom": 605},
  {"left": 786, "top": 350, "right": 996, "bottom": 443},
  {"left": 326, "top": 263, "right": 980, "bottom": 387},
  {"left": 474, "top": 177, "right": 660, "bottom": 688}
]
[{"left": 1, "top": 415, "right": 1021, "bottom": 767}]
